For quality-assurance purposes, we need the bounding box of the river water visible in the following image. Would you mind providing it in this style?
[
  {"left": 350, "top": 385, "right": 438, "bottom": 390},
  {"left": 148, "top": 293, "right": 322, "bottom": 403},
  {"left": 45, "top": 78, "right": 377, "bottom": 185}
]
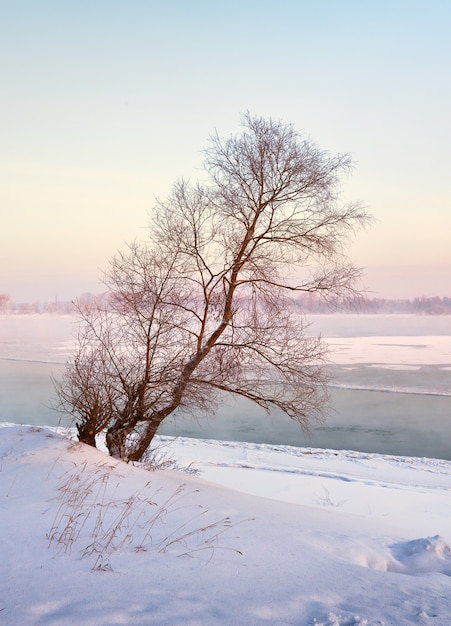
[{"left": 1, "top": 313, "right": 450, "bottom": 460}]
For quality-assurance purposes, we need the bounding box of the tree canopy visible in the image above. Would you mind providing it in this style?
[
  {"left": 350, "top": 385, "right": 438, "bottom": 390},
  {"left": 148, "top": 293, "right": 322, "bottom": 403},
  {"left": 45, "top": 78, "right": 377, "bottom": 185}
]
[{"left": 56, "top": 113, "right": 370, "bottom": 461}]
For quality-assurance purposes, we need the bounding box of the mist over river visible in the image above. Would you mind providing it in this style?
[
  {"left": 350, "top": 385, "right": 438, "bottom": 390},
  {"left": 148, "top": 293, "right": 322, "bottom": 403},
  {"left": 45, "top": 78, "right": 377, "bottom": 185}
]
[{"left": 1, "top": 314, "right": 450, "bottom": 460}]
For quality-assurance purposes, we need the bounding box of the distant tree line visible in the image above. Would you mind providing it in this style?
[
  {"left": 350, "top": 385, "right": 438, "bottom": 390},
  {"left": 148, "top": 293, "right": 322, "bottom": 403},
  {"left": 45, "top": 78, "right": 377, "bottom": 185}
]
[
  {"left": 0, "top": 294, "right": 75, "bottom": 314},
  {"left": 295, "top": 294, "right": 451, "bottom": 315},
  {"left": 2, "top": 292, "right": 451, "bottom": 315}
]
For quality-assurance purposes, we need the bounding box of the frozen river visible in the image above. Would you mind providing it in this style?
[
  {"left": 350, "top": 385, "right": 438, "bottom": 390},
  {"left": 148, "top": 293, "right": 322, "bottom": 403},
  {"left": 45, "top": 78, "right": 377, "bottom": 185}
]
[{"left": 1, "top": 313, "right": 451, "bottom": 459}]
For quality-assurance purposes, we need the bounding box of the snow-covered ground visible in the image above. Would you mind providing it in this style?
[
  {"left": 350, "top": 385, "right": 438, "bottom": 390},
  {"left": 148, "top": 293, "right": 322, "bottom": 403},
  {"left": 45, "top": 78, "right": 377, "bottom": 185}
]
[
  {"left": 1, "top": 424, "right": 451, "bottom": 625},
  {"left": 1, "top": 314, "right": 451, "bottom": 623}
]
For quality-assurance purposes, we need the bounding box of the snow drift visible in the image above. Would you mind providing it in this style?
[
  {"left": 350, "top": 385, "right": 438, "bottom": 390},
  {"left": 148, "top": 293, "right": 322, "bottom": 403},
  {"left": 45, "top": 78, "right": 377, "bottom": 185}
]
[{"left": 1, "top": 424, "right": 451, "bottom": 625}]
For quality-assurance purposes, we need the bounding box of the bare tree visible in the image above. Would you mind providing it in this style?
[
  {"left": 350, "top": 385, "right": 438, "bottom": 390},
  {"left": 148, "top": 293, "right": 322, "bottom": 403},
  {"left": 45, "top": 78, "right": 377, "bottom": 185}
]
[
  {"left": 0, "top": 294, "right": 13, "bottom": 313},
  {"left": 56, "top": 113, "right": 371, "bottom": 461}
]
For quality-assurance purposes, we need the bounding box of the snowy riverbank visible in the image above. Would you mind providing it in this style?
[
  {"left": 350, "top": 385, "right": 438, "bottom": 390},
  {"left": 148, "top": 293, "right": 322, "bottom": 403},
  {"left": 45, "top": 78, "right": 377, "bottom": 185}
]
[{"left": 1, "top": 423, "right": 451, "bottom": 625}]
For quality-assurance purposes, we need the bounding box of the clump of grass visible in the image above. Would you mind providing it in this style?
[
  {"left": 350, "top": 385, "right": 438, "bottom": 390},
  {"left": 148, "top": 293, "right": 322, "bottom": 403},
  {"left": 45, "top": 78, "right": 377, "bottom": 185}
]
[
  {"left": 47, "top": 454, "right": 242, "bottom": 571},
  {"left": 313, "top": 486, "right": 347, "bottom": 508},
  {"left": 134, "top": 437, "right": 200, "bottom": 476}
]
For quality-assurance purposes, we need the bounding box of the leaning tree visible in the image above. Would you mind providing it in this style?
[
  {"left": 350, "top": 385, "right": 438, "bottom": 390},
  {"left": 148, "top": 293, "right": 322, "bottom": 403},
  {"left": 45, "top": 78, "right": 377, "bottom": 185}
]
[{"left": 56, "top": 113, "right": 370, "bottom": 461}]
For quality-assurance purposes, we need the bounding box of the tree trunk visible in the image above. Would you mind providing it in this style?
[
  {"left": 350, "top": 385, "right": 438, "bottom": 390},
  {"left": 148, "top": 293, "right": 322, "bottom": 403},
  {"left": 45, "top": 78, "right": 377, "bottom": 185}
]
[
  {"left": 76, "top": 421, "right": 97, "bottom": 448},
  {"left": 126, "top": 415, "right": 166, "bottom": 462},
  {"left": 105, "top": 421, "right": 136, "bottom": 460}
]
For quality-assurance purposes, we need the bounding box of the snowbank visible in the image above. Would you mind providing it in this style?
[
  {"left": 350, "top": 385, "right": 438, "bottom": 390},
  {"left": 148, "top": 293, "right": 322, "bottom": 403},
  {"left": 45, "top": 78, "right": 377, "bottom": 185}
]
[{"left": 1, "top": 424, "right": 451, "bottom": 625}]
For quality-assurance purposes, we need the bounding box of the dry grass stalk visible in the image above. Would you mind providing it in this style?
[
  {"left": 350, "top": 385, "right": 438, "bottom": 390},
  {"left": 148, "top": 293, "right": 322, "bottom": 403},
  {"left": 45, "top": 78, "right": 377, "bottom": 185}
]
[{"left": 47, "top": 458, "right": 242, "bottom": 570}]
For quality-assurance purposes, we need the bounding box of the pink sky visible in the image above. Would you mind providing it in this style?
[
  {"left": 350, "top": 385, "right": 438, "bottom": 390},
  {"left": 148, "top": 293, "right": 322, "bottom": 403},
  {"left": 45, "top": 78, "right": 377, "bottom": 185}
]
[
  {"left": 1, "top": 2, "right": 450, "bottom": 303},
  {"left": 360, "top": 265, "right": 451, "bottom": 300}
]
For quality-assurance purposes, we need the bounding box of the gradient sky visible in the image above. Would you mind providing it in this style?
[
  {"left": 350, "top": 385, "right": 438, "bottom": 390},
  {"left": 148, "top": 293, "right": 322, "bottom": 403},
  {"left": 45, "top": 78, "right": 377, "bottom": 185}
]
[{"left": 1, "top": 1, "right": 450, "bottom": 302}]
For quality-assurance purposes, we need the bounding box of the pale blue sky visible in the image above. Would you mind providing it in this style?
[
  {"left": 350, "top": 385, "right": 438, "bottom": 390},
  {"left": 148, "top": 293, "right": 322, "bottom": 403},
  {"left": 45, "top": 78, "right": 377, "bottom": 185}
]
[{"left": 1, "top": 1, "right": 450, "bottom": 301}]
